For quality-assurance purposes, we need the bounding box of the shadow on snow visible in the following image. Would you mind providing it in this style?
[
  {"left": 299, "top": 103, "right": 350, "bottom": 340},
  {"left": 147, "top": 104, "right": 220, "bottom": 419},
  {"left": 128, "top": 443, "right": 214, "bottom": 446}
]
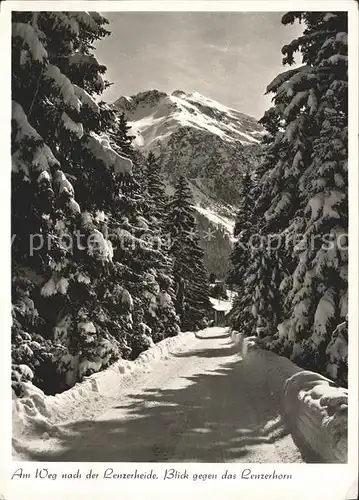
[{"left": 19, "top": 338, "right": 318, "bottom": 463}]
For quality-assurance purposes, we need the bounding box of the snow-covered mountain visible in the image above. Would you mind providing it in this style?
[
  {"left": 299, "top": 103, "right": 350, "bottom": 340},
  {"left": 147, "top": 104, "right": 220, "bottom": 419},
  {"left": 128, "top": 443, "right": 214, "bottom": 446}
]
[
  {"left": 114, "top": 89, "right": 264, "bottom": 149},
  {"left": 113, "top": 89, "right": 264, "bottom": 278}
]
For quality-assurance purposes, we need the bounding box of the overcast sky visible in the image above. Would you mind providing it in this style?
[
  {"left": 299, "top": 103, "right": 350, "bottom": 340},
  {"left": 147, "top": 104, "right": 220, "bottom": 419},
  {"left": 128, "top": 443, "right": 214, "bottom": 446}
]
[{"left": 95, "top": 12, "right": 303, "bottom": 119}]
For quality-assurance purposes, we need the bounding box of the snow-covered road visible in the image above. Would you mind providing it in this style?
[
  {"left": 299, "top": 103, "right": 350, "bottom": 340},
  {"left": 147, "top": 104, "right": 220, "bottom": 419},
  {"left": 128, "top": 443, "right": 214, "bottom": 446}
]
[{"left": 14, "top": 327, "right": 305, "bottom": 462}]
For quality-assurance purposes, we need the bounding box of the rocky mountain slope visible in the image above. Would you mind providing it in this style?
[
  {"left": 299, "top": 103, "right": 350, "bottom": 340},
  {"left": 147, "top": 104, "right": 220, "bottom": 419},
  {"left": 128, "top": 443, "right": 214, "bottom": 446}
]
[
  {"left": 114, "top": 89, "right": 263, "bottom": 147},
  {"left": 113, "top": 90, "right": 264, "bottom": 278}
]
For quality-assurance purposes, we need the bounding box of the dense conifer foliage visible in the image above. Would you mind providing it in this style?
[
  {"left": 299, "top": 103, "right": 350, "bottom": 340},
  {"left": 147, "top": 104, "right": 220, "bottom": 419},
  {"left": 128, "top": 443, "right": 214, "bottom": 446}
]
[
  {"left": 166, "top": 176, "right": 211, "bottom": 331},
  {"left": 229, "top": 12, "right": 348, "bottom": 385},
  {"left": 11, "top": 12, "right": 180, "bottom": 396}
]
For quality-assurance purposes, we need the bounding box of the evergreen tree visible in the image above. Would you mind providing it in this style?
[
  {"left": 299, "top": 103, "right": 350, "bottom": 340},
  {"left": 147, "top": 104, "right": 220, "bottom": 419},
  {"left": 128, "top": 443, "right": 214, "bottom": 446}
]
[
  {"left": 107, "top": 110, "right": 135, "bottom": 158},
  {"left": 228, "top": 172, "right": 255, "bottom": 332},
  {"left": 116, "top": 111, "right": 136, "bottom": 156},
  {"left": 229, "top": 167, "right": 284, "bottom": 338},
  {"left": 145, "top": 151, "right": 168, "bottom": 228},
  {"left": 11, "top": 11, "right": 179, "bottom": 397},
  {"left": 209, "top": 272, "right": 217, "bottom": 284},
  {"left": 166, "top": 176, "right": 211, "bottom": 330},
  {"left": 230, "top": 11, "right": 348, "bottom": 384},
  {"left": 12, "top": 11, "right": 119, "bottom": 395},
  {"left": 273, "top": 12, "right": 347, "bottom": 383},
  {"left": 108, "top": 111, "right": 149, "bottom": 212},
  {"left": 228, "top": 171, "right": 254, "bottom": 289}
]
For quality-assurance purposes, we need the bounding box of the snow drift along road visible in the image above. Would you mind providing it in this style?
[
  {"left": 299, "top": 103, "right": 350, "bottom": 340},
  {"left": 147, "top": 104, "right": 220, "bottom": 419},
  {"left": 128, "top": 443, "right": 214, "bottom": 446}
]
[
  {"left": 283, "top": 370, "right": 348, "bottom": 463},
  {"left": 14, "top": 327, "right": 306, "bottom": 463}
]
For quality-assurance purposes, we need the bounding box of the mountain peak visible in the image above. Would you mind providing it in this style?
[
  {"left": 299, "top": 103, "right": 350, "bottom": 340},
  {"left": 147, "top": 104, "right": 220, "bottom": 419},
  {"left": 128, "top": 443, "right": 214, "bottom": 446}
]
[
  {"left": 171, "top": 89, "right": 186, "bottom": 98},
  {"left": 112, "top": 88, "right": 263, "bottom": 278},
  {"left": 113, "top": 89, "right": 167, "bottom": 108},
  {"left": 113, "top": 88, "right": 264, "bottom": 150}
]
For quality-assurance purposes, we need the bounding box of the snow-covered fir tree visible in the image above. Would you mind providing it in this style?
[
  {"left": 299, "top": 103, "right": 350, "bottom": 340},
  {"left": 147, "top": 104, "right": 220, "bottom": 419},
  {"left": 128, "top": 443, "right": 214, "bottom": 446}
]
[
  {"left": 114, "top": 111, "right": 136, "bottom": 156},
  {"left": 166, "top": 176, "right": 211, "bottom": 330},
  {"left": 11, "top": 11, "right": 179, "bottom": 396},
  {"left": 145, "top": 152, "right": 169, "bottom": 227},
  {"left": 107, "top": 109, "right": 150, "bottom": 213},
  {"left": 228, "top": 171, "right": 254, "bottom": 289},
  {"left": 229, "top": 11, "right": 348, "bottom": 385},
  {"left": 229, "top": 166, "right": 284, "bottom": 339},
  {"left": 227, "top": 172, "right": 255, "bottom": 331}
]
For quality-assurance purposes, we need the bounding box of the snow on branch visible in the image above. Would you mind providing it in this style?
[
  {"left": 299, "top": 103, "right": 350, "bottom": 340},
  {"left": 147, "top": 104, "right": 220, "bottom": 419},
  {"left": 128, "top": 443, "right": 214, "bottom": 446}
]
[
  {"left": 283, "top": 90, "right": 309, "bottom": 117},
  {"left": 68, "top": 53, "right": 100, "bottom": 67},
  {"left": 87, "top": 229, "right": 113, "bottom": 262},
  {"left": 327, "top": 54, "right": 348, "bottom": 65},
  {"left": 52, "top": 11, "right": 107, "bottom": 38},
  {"left": 67, "top": 197, "right": 81, "bottom": 214},
  {"left": 12, "top": 22, "right": 48, "bottom": 63},
  {"left": 68, "top": 54, "right": 106, "bottom": 93},
  {"left": 266, "top": 66, "right": 312, "bottom": 95},
  {"left": 37, "top": 169, "right": 52, "bottom": 184},
  {"left": 12, "top": 150, "right": 30, "bottom": 179},
  {"left": 283, "top": 115, "right": 305, "bottom": 142},
  {"left": 266, "top": 68, "right": 298, "bottom": 94},
  {"left": 45, "top": 64, "right": 81, "bottom": 112},
  {"left": 265, "top": 192, "right": 291, "bottom": 221},
  {"left": 12, "top": 100, "right": 60, "bottom": 174},
  {"left": 61, "top": 111, "right": 84, "bottom": 138},
  {"left": 53, "top": 170, "right": 75, "bottom": 197},
  {"left": 308, "top": 190, "right": 346, "bottom": 221},
  {"left": 86, "top": 132, "right": 133, "bottom": 176},
  {"left": 307, "top": 89, "right": 318, "bottom": 115},
  {"left": 69, "top": 12, "right": 99, "bottom": 31},
  {"left": 112, "top": 228, "right": 145, "bottom": 248},
  {"left": 326, "top": 321, "right": 348, "bottom": 380},
  {"left": 73, "top": 84, "right": 100, "bottom": 113},
  {"left": 53, "top": 170, "right": 81, "bottom": 213},
  {"left": 41, "top": 275, "right": 69, "bottom": 297},
  {"left": 94, "top": 73, "right": 105, "bottom": 92},
  {"left": 12, "top": 100, "right": 41, "bottom": 143},
  {"left": 88, "top": 12, "right": 108, "bottom": 25},
  {"left": 322, "top": 190, "right": 346, "bottom": 219},
  {"left": 323, "top": 13, "right": 338, "bottom": 22},
  {"left": 335, "top": 32, "right": 348, "bottom": 46},
  {"left": 52, "top": 13, "right": 80, "bottom": 35},
  {"left": 313, "top": 288, "right": 336, "bottom": 345},
  {"left": 121, "top": 288, "right": 133, "bottom": 309},
  {"left": 32, "top": 144, "right": 60, "bottom": 171}
]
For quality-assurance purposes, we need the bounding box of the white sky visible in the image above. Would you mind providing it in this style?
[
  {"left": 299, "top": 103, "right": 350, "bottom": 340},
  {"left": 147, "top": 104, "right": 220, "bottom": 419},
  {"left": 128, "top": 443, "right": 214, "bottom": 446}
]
[{"left": 95, "top": 12, "right": 303, "bottom": 119}]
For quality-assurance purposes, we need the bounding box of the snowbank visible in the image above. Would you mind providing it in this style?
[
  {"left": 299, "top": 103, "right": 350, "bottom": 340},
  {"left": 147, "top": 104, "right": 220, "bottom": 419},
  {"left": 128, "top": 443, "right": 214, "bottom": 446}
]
[
  {"left": 230, "top": 330, "right": 248, "bottom": 358},
  {"left": 12, "top": 331, "right": 194, "bottom": 454},
  {"left": 12, "top": 328, "right": 348, "bottom": 464},
  {"left": 232, "top": 333, "right": 347, "bottom": 463},
  {"left": 282, "top": 370, "right": 348, "bottom": 463}
]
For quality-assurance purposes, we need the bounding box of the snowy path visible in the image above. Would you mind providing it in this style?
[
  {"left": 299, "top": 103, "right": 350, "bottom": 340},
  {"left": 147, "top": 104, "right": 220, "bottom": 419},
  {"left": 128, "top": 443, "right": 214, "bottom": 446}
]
[{"left": 15, "top": 328, "right": 305, "bottom": 462}]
